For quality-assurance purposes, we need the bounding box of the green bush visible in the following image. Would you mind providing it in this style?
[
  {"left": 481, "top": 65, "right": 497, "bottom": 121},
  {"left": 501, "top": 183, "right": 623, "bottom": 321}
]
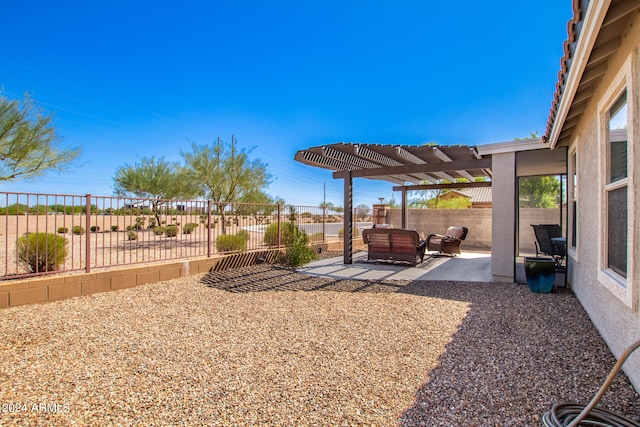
[
  {"left": 182, "top": 223, "right": 199, "bottom": 234},
  {"left": 127, "top": 230, "right": 138, "bottom": 241},
  {"left": 281, "top": 226, "right": 317, "bottom": 267},
  {"left": 263, "top": 222, "right": 280, "bottom": 246},
  {"left": 236, "top": 229, "right": 250, "bottom": 241},
  {"left": 90, "top": 226, "right": 100, "bottom": 232},
  {"left": 17, "top": 232, "right": 68, "bottom": 272},
  {"left": 135, "top": 217, "right": 146, "bottom": 229},
  {"left": 164, "top": 225, "right": 178, "bottom": 237},
  {"left": 216, "top": 233, "right": 248, "bottom": 252},
  {"left": 72, "top": 226, "right": 85, "bottom": 235},
  {"left": 153, "top": 227, "right": 165, "bottom": 236},
  {"left": 57, "top": 227, "right": 68, "bottom": 234},
  {"left": 263, "top": 222, "right": 303, "bottom": 247},
  {"left": 111, "top": 225, "right": 119, "bottom": 232}
]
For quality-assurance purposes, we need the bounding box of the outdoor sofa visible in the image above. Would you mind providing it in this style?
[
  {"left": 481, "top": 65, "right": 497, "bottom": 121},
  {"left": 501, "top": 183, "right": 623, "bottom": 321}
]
[{"left": 361, "top": 228, "right": 426, "bottom": 266}]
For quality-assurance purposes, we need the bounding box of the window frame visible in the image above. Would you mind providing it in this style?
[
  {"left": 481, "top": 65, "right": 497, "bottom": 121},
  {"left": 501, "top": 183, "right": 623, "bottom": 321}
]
[
  {"left": 596, "top": 55, "right": 635, "bottom": 309},
  {"left": 568, "top": 146, "right": 578, "bottom": 258}
]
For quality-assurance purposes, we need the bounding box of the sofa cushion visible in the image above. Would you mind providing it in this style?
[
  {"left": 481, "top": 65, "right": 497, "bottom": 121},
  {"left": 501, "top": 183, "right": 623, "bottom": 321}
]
[{"left": 444, "top": 226, "right": 466, "bottom": 240}]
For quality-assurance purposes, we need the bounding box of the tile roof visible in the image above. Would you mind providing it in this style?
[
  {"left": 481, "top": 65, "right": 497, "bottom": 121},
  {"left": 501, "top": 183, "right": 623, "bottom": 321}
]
[
  {"left": 543, "top": 0, "right": 587, "bottom": 144},
  {"left": 544, "top": 0, "right": 640, "bottom": 146},
  {"left": 456, "top": 187, "right": 492, "bottom": 203}
]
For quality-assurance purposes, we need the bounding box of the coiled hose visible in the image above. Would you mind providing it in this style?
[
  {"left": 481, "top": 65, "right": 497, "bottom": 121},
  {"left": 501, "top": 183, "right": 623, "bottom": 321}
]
[{"left": 542, "top": 339, "right": 640, "bottom": 427}]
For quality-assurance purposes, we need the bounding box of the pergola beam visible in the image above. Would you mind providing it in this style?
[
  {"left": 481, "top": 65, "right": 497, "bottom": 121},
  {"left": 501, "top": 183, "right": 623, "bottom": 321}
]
[
  {"left": 333, "top": 158, "right": 491, "bottom": 179},
  {"left": 433, "top": 146, "right": 475, "bottom": 181},
  {"left": 393, "top": 181, "right": 492, "bottom": 191}
]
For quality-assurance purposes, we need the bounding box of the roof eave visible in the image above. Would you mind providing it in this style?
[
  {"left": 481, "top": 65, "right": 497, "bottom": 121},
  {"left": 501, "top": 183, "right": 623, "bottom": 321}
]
[
  {"left": 477, "top": 138, "right": 546, "bottom": 156},
  {"left": 547, "top": 0, "right": 611, "bottom": 149}
]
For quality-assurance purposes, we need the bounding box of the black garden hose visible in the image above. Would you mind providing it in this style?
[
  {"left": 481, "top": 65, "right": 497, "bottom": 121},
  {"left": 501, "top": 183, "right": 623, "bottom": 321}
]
[{"left": 543, "top": 340, "right": 640, "bottom": 427}]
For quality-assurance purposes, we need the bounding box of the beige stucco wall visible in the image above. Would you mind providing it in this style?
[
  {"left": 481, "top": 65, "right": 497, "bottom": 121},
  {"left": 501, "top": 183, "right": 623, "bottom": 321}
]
[
  {"left": 387, "top": 208, "right": 492, "bottom": 251},
  {"left": 490, "top": 152, "right": 517, "bottom": 282},
  {"left": 566, "top": 12, "right": 640, "bottom": 391}
]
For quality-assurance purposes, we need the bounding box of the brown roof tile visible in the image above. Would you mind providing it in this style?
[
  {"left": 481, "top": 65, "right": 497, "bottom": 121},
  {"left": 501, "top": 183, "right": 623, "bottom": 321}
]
[{"left": 543, "top": 0, "right": 585, "bottom": 143}]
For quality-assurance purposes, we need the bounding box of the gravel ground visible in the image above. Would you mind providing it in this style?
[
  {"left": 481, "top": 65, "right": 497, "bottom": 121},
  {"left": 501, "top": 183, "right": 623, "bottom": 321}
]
[{"left": 1, "top": 262, "right": 639, "bottom": 426}]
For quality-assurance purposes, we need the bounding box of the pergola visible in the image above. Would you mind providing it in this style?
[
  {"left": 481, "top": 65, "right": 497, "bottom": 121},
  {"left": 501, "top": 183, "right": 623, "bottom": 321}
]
[{"left": 294, "top": 142, "right": 493, "bottom": 264}]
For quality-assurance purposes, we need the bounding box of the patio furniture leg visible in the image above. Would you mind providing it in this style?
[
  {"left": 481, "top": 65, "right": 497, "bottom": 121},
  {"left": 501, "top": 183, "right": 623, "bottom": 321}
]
[{"left": 417, "top": 240, "right": 427, "bottom": 263}]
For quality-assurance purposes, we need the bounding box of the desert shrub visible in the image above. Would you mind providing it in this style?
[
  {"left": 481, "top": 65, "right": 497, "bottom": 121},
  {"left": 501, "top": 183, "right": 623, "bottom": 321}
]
[
  {"left": 148, "top": 218, "right": 157, "bottom": 229},
  {"left": 236, "top": 229, "right": 250, "bottom": 241},
  {"left": 127, "top": 230, "right": 138, "bottom": 240},
  {"left": 182, "top": 223, "right": 199, "bottom": 234},
  {"left": 72, "top": 226, "right": 85, "bottom": 235},
  {"left": 90, "top": 226, "right": 100, "bottom": 232},
  {"left": 17, "top": 232, "right": 68, "bottom": 272},
  {"left": 263, "top": 222, "right": 303, "bottom": 247},
  {"left": 281, "top": 226, "right": 317, "bottom": 267},
  {"left": 263, "top": 223, "right": 280, "bottom": 246},
  {"left": 164, "top": 225, "right": 178, "bottom": 237},
  {"left": 311, "top": 232, "right": 324, "bottom": 242},
  {"left": 135, "top": 217, "right": 146, "bottom": 230},
  {"left": 153, "top": 227, "right": 165, "bottom": 236},
  {"left": 3, "top": 204, "right": 28, "bottom": 215},
  {"left": 57, "top": 227, "right": 68, "bottom": 234},
  {"left": 216, "top": 233, "right": 248, "bottom": 252},
  {"left": 111, "top": 225, "right": 119, "bottom": 232}
]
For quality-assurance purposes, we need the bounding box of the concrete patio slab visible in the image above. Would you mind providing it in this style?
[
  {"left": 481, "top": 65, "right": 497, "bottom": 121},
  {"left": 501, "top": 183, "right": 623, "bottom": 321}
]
[{"left": 298, "top": 251, "right": 492, "bottom": 282}]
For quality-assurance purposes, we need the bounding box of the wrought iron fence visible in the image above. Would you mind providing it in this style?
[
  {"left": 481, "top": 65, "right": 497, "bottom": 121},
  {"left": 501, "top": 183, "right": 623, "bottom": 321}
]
[{"left": 0, "top": 192, "right": 348, "bottom": 279}]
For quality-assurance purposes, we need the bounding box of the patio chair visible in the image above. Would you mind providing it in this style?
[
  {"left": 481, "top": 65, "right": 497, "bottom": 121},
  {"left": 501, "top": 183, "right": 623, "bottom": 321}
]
[
  {"left": 531, "top": 224, "right": 566, "bottom": 267},
  {"left": 426, "top": 226, "right": 468, "bottom": 256}
]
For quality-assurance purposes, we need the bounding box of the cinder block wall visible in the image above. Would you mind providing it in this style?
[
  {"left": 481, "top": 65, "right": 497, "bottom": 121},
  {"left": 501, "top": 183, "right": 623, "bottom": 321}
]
[
  {"left": 0, "top": 249, "right": 285, "bottom": 309},
  {"left": 387, "top": 209, "right": 492, "bottom": 251},
  {"left": 518, "top": 208, "right": 564, "bottom": 254},
  {"left": 386, "top": 208, "right": 563, "bottom": 253}
]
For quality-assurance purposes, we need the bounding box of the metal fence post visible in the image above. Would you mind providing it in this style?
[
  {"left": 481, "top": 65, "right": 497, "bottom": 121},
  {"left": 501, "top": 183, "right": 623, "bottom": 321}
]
[
  {"left": 277, "top": 203, "right": 281, "bottom": 247},
  {"left": 86, "top": 194, "right": 91, "bottom": 273},
  {"left": 207, "top": 200, "right": 212, "bottom": 257},
  {"left": 323, "top": 205, "right": 326, "bottom": 242}
]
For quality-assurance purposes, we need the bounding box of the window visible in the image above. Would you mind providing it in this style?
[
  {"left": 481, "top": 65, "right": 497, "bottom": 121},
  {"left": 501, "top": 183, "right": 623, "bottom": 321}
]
[
  {"left": 569, "top": 151, "right": 577, "bottom": 249},
  {"left": 605, "top": 91, "right": 627, "bottom": 278}
]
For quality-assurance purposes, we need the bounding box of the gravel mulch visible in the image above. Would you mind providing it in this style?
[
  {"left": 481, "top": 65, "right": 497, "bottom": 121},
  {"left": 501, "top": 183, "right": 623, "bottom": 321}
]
[{"left": 1, "top": 262, "right": 639, "bottom": 426}]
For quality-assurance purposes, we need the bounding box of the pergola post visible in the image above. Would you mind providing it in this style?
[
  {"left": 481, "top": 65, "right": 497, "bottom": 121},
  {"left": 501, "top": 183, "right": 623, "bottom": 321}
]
[
  {"left": 401, "top": 188, "right": 408, "bottom": 229},
  {"left": 343, "top": 171, "right": 353, "bottom": 264}
]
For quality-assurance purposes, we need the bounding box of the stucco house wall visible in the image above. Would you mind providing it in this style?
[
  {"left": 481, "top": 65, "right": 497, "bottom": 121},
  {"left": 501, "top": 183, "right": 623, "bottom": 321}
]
[{"left": 566, "top": 11, "right": 640, "bottom": 390}]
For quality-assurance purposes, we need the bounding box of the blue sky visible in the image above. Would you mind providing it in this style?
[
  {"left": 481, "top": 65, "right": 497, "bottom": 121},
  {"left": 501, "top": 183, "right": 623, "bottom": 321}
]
[{"left": 1, "top": 1, "right": 573, "bottom": 207}]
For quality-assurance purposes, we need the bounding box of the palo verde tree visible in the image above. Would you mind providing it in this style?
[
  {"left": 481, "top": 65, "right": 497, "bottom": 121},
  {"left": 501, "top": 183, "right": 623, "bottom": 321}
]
[
  {"left": 181, "top": 136, "right": 272, "bottom": 234},
  {"left": 112, "top": 156, "right": 195, "bottom": 226},
  {"left": 355, "top": 204, "right": 371, "bottom": 221},
  {"left": 0, "top": 92, "right": 80, "bottom": 181},
  {"left": 235, "top": 189, "right": 284, "bottom": 224}
]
